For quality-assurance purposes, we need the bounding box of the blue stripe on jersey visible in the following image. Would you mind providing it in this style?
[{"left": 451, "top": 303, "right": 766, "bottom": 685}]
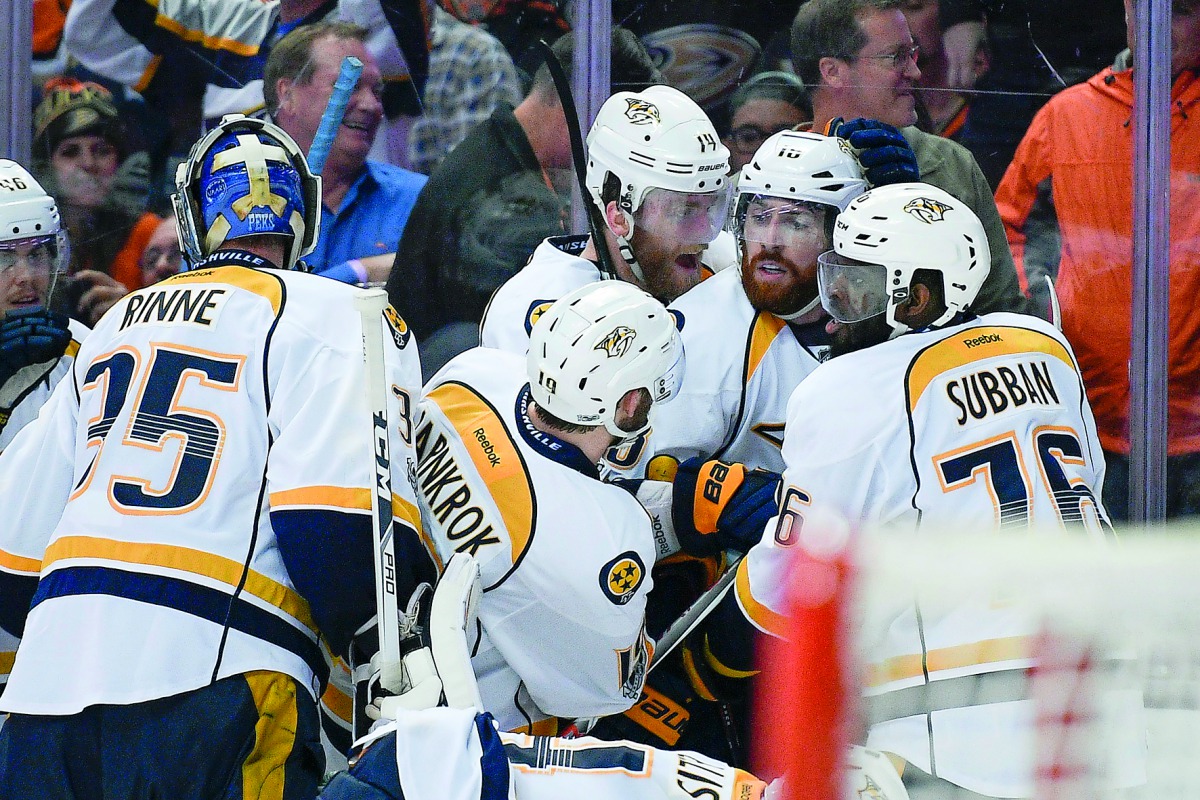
[
  {"left": 31, "top": 565, "right": 327, "bottom": 684},
  {"left": 0, "top": 571, "right": 38, "bottom": 638},
  {"left": 475, "top": 713, "right": 511, "bottom": 800},
  {"left": 273, "top": 507, "right": 438, "bottom": 661}
]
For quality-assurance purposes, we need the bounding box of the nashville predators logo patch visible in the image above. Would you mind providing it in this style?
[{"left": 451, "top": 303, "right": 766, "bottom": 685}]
[
  {"left": 623, "top": 98, "right": 661, "bottom": 126},
  {"left": 595, "top": 325, "right": 636, "bottom": 358},
  {"left": 600, "top": 551, "right": 646, "bottom": 605},
  {"left": 524, "top": 299, "right": 555, "bottom": 335},
  {"left": 383, "top": 306, "right": 411, "bottom": 348},
  {"left": 858, "top": 775, "right": 886, "bottom": 799},
  {"left": 903, "top": 196, "right": 953, "bottom": 224}
]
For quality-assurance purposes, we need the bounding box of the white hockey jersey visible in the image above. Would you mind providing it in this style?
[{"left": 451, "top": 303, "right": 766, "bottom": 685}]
[
  {"left": 606, "top": 267, "right": 826, "bottom": 478},
  {"left": 734, "top": 312, "right": 1143, "bottom": 797},
  {"left": 357, "top": 706, "right": 766, "bottom": 800},
  {"left": 416, "top": 348, "right": 656, "bottom": 732},
  {"left": 479, "top": 232, "right": 740, "bottom": 356},
  {"left": 0, "top": 255, "right": 426, "bottom": 716},
  {"left": 0, "top": 317, "right": 87, "bottom": 696}
]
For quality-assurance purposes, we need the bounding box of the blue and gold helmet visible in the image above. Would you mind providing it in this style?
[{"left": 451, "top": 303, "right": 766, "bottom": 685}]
[{"left": 173, "top": 115, "right": 320, "bottom": 270}]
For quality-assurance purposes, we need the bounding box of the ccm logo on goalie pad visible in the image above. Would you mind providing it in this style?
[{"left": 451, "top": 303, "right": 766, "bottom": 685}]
[
  {"left": 383, "top": 306, "right": 412, "bottom": 348},
  {"left": 600, "top": 551, "right": 646, "bottom": 605}
]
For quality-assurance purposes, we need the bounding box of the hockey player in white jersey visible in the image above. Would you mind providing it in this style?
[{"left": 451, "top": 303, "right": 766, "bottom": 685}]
[
  {"left": 0, "top": 161, "right": 87, "bottom": 702},
  {"left": 0, "top": 115, "right": 432, "bottom": 798},
  {"left": 417, "top": 281, "right": 685, "bottom": 734},
  {"left": 0, "top": 160, "right": 84, "bottom": 455},
  {"left": 611, "top": 131, "right": 869, "bottom": 482},
  {"left": 480, "top": 85, "right": 733, "bottom": 354},
  {"left": 703, "top": 183, "right": 1143, "bottom": 798}
]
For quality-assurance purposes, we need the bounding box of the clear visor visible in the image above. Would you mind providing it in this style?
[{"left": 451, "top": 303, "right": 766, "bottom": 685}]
[
  {"left": 633, "top": 184, "right": 732, "bottom": 246},
  {"left": 736, "top": 195, "right": 831, "bottom": 250},
  {"left": 0, "top": 236, "right": 61, "bottom": 277},
  {"left": 817, "top": 249, "right": 890, "bottom": 323}
]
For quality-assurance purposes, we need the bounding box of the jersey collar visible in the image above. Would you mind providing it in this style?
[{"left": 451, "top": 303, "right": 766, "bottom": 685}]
[{"left": 514, "top": 384, "right": 600, "bottom": 479}]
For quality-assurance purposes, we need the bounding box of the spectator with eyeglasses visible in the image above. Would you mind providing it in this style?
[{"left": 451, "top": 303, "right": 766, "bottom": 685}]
[
  {"left": 791, "top": 0, "right": 1034, "bottom": 316},
  {"left": 721, "top": 71, "right": 812, "bottom": 172}
]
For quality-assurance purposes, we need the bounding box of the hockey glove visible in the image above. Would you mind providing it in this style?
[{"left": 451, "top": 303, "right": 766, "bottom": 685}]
[
  {"left": 829, "top": 117, "right": 920, "bottom": 187},
  {"left": 588, "top": 667, "right": 699, "bottom": 748},
  {"left": 0, "top": 307, "right": 71, "bottom": 429},
  {"left": 672, "top": 458, "right": 780, "bottom": 557}
]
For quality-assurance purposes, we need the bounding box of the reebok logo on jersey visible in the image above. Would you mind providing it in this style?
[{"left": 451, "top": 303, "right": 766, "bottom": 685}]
[
  {"left": 902, "top": 196, "right": 953, "bottom": 224},
  {"left": 600, "top": 551, "right": 645, "bottom": 605},
  {"left": 473, "top": 427, "right": 501, "bottom": 467},
  {"left": 595, "top": 326, "right": 636, "bottom": 358},
  {"left": 962, "top": 333, "right": 1002, "bottom": 348}
]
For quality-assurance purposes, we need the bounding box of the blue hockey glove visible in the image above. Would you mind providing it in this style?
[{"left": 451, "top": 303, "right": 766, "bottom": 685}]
[
  {"left": 830, "top": 117, "right": 920, "bottom": 187},
  {"left": 671, "top": 458, "right": 780, "bottom": 556},
  {"left": 0, "top": 307, "right": 71, "bottom": 422}
]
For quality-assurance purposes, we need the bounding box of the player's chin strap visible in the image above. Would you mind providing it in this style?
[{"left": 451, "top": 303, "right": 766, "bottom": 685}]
[
  {"left": 774, "top": 294, "right": 823, "bottom": 322},
  {"left": 536, "top": 39, "right": 623, "bottom": 283}
]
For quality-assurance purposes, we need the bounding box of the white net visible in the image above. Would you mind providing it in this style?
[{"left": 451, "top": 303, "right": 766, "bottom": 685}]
[{"left": 841, "top": 528, "right": 1200, "bottom": 800}]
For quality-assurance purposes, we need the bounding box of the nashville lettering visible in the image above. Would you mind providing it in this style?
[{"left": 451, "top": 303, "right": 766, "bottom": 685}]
[
  {"left": 415, "top": 421, "right": 501, "bottom": 556},
  {"left": 945, "top": 359, "right": 1060, "bottom": 426}
]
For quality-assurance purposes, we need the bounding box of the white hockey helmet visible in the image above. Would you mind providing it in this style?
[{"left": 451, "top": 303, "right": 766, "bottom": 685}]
[
  {"left": 173, "top": 114, "right": 321, "bottom": 271},
  {"left": 733, "top": 130, "right": 867, "bottom": 232},
  {"left": 0, "top": 160, "right": 70, "bottom": 292},
  {"left": 817, "top": 182, "right": 990, "bottom": 337},
  {"left": 733, "top": 131, "right": 869, "bottom": 317},
  {"left": 585, "top": 86, "right": 732, "bottom": 276},
  {"left": 528, "top": 281, "right": 684, "bottom": 441}
]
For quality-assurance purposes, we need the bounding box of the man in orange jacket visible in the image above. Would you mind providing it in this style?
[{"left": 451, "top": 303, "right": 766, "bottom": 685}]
[{"left": 995, "top": 0, "right": 1200, "bottom": 519}]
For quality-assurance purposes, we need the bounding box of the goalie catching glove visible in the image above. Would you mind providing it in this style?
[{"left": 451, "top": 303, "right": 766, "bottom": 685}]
[{"left": 671, "top": 458, "right": 780, "bottom": 557}]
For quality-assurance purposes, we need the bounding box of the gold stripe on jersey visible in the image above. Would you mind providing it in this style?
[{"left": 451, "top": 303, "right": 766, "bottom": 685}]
[
  {"left": 866, "top": 635, "right": 1031, "bottom": 687},
  {"left": 242, "top": 671, "right": 301, "bottom": 800},
  {"left": 320, "top": 677, "right": 354, "bottom": 725},
  {"left": 65, "top": 338, "right": 81, "bottom": 358},
  {"left": 906, "top": 326, "right": 1075, "bottom": 413},
  {"left": 42, "top": 535, "right": 316, "bottom": 632},
  {"left": 162, "top": 265, "right": 283, "bottom": 316},
  {"left": 425, "top": 382, "right": 535, "bottom": 565},
  {"left": 0, "top": 548, "right": 42, "bottom": 575},
  {"left": 0, "top": 650, "right": 14, "bottom": 675},
  {"left": 747, "top": 313, "right": 787, "bottom": 384},
  {"left": 735, "top": 557, "right": 788, "bottom": 638}
]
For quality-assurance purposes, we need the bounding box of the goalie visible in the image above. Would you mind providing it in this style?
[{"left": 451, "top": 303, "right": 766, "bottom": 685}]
[{"left": 323, "top": 553, "right": 911, "bottom": 800}]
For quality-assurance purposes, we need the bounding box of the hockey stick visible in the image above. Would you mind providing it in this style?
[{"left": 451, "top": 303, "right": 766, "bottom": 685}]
[
  {"left": 535, "top": 39, "right": 621, "bottom": 282},
  {"left": 354, "top": 288, "right": 402, "bottom": 666},
  {"left": 647, "top": 553, "right": 744, "bottom": 674},
  {"left": 308, "top": 56, "right": 364, "bottom": 175}
]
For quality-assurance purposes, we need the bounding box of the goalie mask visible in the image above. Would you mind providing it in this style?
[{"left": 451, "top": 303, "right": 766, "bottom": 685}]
[
  {"left": 733, "top": 131, "right": 868, "bottom": 319},
  {"left": 585, "top": 85, "right": 732, "bottom": 282},
  {"left": 528, "top": 281, "right": 684, "bottom": 442},
  {"left": 0, "top": 160, "right": 70, "bottom": 310},
  {"left": 173, "top": 114, "right": 320, "bottom": 271},
  {"left": 817, "top": 182, "right": 990, "bottom": 338}
]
